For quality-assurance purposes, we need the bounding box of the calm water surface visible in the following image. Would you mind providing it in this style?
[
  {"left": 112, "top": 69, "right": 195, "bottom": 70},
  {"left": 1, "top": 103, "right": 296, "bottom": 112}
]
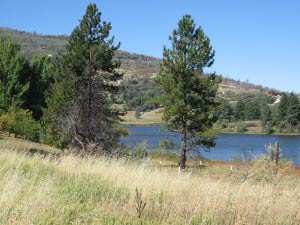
[{"left": 120, "top": 126, "right": 300, "bottom": 165}]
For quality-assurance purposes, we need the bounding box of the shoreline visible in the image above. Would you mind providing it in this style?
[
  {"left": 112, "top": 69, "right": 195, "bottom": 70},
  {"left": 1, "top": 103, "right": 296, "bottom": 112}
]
[
  {"left": 121, "top": 123, "right": 300, "bottom": 136},
  {"left": 220, "top": 131, "right": 300, "bottom": 136}
]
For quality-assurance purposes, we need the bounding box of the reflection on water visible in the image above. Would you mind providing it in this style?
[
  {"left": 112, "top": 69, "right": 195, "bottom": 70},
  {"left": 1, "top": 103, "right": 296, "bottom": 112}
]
[{"left": 120, "top": 126, "right": 300, "bottom": 165}]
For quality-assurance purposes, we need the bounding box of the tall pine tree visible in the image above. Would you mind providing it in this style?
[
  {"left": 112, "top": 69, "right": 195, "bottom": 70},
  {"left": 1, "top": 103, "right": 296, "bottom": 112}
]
[
  {"left": 286, "top": 93, "right": 300, "bottom": 126},
  {"left": 158, "top": 15, "right": 220, "bottom": 170},
  {"left": 276, "top": 93, "right": 300, "bottom": 129},
  {"left": 44, "top": 4, "right": 123, "bottom": 152}
]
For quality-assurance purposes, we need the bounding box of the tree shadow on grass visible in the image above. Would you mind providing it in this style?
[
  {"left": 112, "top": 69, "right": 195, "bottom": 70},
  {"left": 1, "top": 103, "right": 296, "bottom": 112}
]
[{"left": 27, "top": 148, "right": 61, "bottom": 159}]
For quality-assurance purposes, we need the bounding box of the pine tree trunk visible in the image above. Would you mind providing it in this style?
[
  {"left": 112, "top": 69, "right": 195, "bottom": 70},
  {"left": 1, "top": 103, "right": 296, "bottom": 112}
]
[
  {"left": 180, "top": 123, "right": 187, "bottom": 171},
  {"left": 275, "top": 141, "right": 280, "bottom": 166}
]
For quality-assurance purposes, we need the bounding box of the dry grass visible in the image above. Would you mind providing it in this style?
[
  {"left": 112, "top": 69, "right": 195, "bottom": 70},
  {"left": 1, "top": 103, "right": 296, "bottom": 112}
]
[
  {"left": 218, "top": 83, "right": 261, "bottom": 95},
  {"left": 0, "top": 134, "right": 60, "bottom": 154},
  {"left": 0, "top": 137, "right": 300, "bottom": 224},
  {"left": 121, "top": 108, "right": 163, "bottom": 125}
]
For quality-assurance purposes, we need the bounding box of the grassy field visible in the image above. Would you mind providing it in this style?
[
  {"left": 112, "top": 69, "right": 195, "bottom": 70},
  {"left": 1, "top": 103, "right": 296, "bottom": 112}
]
[
  {"left": 0, "top": 135, "right": 300, "bottom": 224},
  {"left": 121, "top": 108, "right": 163, "bottom": 125}
]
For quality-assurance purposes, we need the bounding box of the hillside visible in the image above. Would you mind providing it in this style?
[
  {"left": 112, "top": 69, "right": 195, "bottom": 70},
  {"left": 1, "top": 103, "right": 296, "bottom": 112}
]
[
  {"left": 1, "top": 27, "right": 287, "bottom": 130},
  {"left": 0, "top": 27, "right": 68, "bottom": 58},
  {"left": 0, "top": 27, "right": 160, "bottom": 79},
  {"left": 0, "top": 27, "right": 279, "bottom": 95}
]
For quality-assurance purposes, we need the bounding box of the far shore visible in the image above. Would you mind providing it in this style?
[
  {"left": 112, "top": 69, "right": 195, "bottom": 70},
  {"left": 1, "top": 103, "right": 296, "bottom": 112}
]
[
  {"left": 121, "top": 123, "right": 300, "bottom": 136},
  {"left": 121, "top": 110, "right": 300, "bottom": 136}
]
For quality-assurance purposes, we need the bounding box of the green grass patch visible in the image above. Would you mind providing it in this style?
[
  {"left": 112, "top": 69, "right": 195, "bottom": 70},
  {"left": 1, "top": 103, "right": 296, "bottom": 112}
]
[
  {"left": 150, "top": 149, "right": 179, "bottom": 161},
  {"left": 0, "top": 152, "right": 131, "bottom": 225}
]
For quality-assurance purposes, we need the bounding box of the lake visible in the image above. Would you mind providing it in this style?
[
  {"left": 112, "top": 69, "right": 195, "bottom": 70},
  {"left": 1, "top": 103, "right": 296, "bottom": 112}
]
[{"left": 120, "top": 125, "right": 300, "bottom": 165}]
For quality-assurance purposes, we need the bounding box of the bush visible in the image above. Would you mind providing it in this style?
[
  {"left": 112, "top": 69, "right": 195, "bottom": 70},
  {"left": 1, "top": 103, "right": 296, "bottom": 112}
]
[
  {"left": 135, "top": 110, "right": 141, "bottom": 119},
  {"left": 215, "top": 119, "right": 229, "bottom": 129},
  {"left": 263, "top": 121, "right": 274, "bottom": 134},
  {"left": 0, "top": 108, "right": 41, "bottom": 141},
  {"left": 0, "top": 112, "right": 15, "bottom": 135},
  {"left": 158, "top": 140, "right": 177, "bottom": 151},
  {"left": 236, "top": 123, "right": 247, "bottom": 133}
]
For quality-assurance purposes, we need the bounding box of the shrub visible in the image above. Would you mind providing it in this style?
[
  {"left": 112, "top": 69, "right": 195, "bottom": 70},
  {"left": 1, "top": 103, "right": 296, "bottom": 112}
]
[
  {"left": 158, "top": 140, "right": 177, "bottom": 151},
  {"left": 0, "top": 108, "right": 41, "bottom": 141},
  {"left": 263, "top": 121, "right": 274, "bottom": 134},
  {"left": 135, "top": 110, "right": 142, "bottom": 119},
  {"left": 236, "top": 123, "right": 247, "bottom": 133},
  {"left": 0, "top": 111, "right": 15, "bottom": 135}
]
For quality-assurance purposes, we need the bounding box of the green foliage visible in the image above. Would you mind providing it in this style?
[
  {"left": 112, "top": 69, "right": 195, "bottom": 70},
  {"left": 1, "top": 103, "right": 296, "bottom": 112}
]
[
  {"left": 277, "top": 93, "right": 289, "bottom": 123},
  {"left": 44, "top": 4, "right": 124, "bottom": 151},
  {"left": 0, "top": 37, "right": 54, "bottom": 142},
  {"left": 13, "top": 109, "right": 40, "bottom": 141},
  {"left": 158, "top": 15, "right": 220, "bottom": 169},
  {"left": 0, "top": 107, "right": 40, "bottom": 141},
  {"left": 234, "top": 100, "right": 245, "bottom": 120},
  {"left": 135, "top": 110, "right": 141, "bottom": 119},
  {"left": 216, "top": 98, "right": 233, "bottom": 128},
  {"left": 260, "top": 103, "right": 272, "bottom": 127},
  {"left": 263, "top": 121, "right": 275, "bottom": 134},
  {"left": 2, "top": 28, "right": 289, "bottom": 137},
  {"left": 275, "top": 93, "right": 300, "bottom": 132},
  {"left": 259, "top": 103, "right": 275, "bottom": 134},
  {"left": 120, "top": 78, "right": 163, "bottom": 111},
  {"left": 158, "top": 139, "right": 177, "bottom": 151},
  {"left": 236, "top": 122, "right": 247, "bottom": 133},
  {"left": 286, "top": 93, "right": 300, "bottom": 126},
  {"left": 233, "top": 93, "right": 276, "bottom": 121},
  {"left": 0, "top": 36, "right": 29, "bottom": 112},
  {"left": 235, "top": 98, "right": 260, "bottom": 120},
  {"left": 23, "top": 55, "right": 54, "bottom": 120},
  {"left": 0, "top": 111, "right": 14, "bottom": 134},
  {"left": 42, "top": 58, "right": 76, "bottom": 147}
]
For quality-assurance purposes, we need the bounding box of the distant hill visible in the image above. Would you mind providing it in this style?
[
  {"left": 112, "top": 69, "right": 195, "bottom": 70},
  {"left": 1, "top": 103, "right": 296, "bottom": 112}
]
[
  {"left": 0, "top": 27, "right": 160, "bottom": 79},
  {"left": 0, "top": 27, "right": 68, "bottom": 58},
  {"left": 0, "top": 27, "right": 280, "bottom": 96}
]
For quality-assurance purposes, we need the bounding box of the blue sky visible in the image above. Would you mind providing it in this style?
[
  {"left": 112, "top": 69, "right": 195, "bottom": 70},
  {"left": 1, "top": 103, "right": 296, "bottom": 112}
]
[{"left": 1, "top": 0, "right": 300, "bottom": 92}]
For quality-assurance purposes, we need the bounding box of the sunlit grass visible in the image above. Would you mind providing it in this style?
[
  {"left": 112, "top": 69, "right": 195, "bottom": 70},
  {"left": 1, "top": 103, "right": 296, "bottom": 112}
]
[
  {"left": 0, "top": 136, "right": 300, "bottom": 224},
  {"left": 121, "top": 109, "right": 163, "bottom": 125}
]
